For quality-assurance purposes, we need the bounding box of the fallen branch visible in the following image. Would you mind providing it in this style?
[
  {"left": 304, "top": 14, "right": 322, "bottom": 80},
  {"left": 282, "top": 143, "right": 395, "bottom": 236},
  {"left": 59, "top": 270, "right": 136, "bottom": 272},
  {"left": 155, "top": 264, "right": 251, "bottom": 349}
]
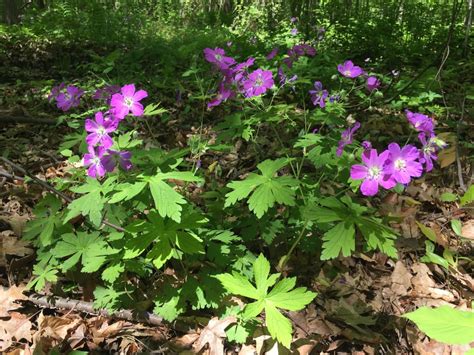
[
  {"left": 27, "top": 292, "right": 164, "bottom": 326},
  {"left": 0, "top": 156, "right": 125, "bottom": 233},
  {"left": 0, "top": 116, "right": 57, "bottom": 125}
]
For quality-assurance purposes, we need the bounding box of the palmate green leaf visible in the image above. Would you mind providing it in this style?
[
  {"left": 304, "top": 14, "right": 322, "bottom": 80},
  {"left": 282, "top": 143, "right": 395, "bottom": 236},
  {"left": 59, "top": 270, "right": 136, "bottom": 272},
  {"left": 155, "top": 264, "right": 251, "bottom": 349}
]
[
  {"left": 404, "top": 306, "right": 474, "bottom": 345},
  {"left": 109, "top": 181, "right": 147, "bottom": 204},
  {"left": 267, "top": 286, "right": 317, "bottom": 311},
  {"left": 148, "top": 171, "right": 202, "bottom": 223},
  {"left": 52, "top": 232, "right": 116, "bottom": 273},
  {"left": 265, "top": 301, "right": 293, "bottom": 348},
  {"left": 357, "top": 217, "right": 397, "bottom": 258},
  {"left": 124, "top": 210, "right": 205, "bottom": 269},
  {"left": 215, "top": 272, "right": 259, "bottom": 299},
  {"left": 460, "top": 184, "right": 474, "bottom": 206},
  {"left": 225, "top": 159, "right": 297, "bottom": 218},
  {"left": 215, "top": 254, "right": 316, "bottom": 348},
  {"left": 27, "top": 263, "right": 58, "bottom": 292},
  {"left": 321, "top": 221, "right": 355, "bottom": 260},
  {"left": 294, "top": 133, "right": 322, "bottom": 148},
  {"left": 65, "top": 179, "right": 111, "bottom": 226},
  {"left": 149, "top": 178, "right": 186, "bottom": 223}
]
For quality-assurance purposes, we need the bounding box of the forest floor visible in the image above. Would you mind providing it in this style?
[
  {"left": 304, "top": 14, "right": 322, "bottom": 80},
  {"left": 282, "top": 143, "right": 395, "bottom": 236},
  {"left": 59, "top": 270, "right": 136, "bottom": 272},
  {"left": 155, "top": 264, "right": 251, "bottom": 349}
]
[{"left": 1, "top": 106, "right": 473, "bottom": 354}]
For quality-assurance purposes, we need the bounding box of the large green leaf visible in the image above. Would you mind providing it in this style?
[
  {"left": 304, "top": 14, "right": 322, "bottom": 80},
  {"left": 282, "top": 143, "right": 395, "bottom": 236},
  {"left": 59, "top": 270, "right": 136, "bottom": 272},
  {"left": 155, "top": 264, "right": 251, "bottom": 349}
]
[
  {"left": 225, "top": 159, "right": 298, "bottom": 218},
  {"left": 404, "top": 306, "right": 474, "bottom": 345},
  {"left": 321, "top": 221, "right": 355, "bottom": 260}
]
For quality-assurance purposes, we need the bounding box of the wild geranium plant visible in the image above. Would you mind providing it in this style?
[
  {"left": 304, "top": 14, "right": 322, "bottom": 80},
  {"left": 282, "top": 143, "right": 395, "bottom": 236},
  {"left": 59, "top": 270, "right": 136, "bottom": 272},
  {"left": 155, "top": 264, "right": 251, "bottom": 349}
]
[{"left": 25, "top": 38, "right": 446, "bottom": 349}]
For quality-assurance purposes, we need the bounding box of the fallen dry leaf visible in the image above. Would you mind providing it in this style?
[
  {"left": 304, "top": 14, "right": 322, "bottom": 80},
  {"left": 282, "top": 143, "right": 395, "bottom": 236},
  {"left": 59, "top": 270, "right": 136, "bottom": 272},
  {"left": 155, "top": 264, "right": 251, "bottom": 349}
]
[
  {"left": 391, "top": 261, "right": 412, "bottom": 295},
  {"left": 0, "top": 285, "right": 27, "bottom": 317},
  {"left": 193, "top": 316, "right": 237, "bottom": 355},
  {"left": 461, "top": 219, "right": 474, "bottom": 239},
  {"left": 0, "top": 232, "right": 34, "bottom": 266},
  {"left": 0, "top": 312, "right": 33, "bottom": 352}
]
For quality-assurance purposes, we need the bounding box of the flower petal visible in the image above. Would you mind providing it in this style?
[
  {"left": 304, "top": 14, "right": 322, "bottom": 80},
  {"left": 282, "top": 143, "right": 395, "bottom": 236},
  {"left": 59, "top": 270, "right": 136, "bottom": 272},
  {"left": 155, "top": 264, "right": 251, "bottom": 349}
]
[
  {"left": 350, "top": 164, "right": 368, "bottom": 180},
  {"left": 360, "top": 179, "right": 379, "bottom": 196}
]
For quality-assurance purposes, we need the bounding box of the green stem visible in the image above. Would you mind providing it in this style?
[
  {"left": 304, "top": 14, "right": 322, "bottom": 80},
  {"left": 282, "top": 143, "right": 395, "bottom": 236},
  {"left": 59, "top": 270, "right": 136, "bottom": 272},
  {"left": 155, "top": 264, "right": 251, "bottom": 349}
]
[{"left": 279, "top": 222, "right": 309, "bottom": 270}]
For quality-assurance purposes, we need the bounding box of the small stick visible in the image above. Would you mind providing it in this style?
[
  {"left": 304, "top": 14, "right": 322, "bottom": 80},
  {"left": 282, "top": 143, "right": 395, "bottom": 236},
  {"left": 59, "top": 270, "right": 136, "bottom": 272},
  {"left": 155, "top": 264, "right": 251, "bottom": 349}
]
[
  {"left": 26, "top": 293, "right": 165, "bottom": 326},
  {"left": 0, "top": 157, "right": 125, "bottom": 232},
  {"left": 0, "top": 169, "right": 24, "bottom": 181}
]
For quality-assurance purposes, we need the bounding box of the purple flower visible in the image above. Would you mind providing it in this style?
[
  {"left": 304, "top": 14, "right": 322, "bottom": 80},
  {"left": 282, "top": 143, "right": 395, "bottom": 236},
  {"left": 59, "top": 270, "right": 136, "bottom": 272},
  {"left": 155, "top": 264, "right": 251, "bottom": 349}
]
[
  {"left": 266, "top": 48, "right": 279, "bottom": 60},
  {"left": 385, "top": 143, "right": 423, "bottom": 184},
  {"left": 48, "top": 83, "right": 65, "bottom": 101},
  {"left": 203, "top": 47, "right": 236, "bottom": 70},
  {"left": 337, "top": 60, "right": 364, "bottom": 78},
  {"left": 83, "top": 146, "right": 115, "bottom": 178},
  {"left": 55, "top": 85, "right": 84, "bottom": 111},
  {"left": 336, "top": 122, "right": 361, "bottom": 156},
  {"left": 110, "top": 84, "right": 148, "bottom": 120},
  {"left": 362, "top": 141, "right": 372, "bottom": 151},
  {"left": 290, "top": 17, "right": 298, "bottom": 23},
  {"left": 291, "top": 28, "right": 298, "bottom": 36},
  {"left": 243, "top": 69, "right": 274, "bottom": 97},
  {"left": 366, "top": 76, "right": 380, "bottom": 91},
  {"left": 85, "top": 112, "right": 118, "bottom": 149},
  {"left": 92, "top": 85, "right": 121, "bottom": 103},
  {"left": 418, "top": 133, "right": 438, "bottom": 172},
  {"left": 208, "top": 84, "right": 232, "bottom": 108},
  {"left": 226, "top": 41, "right": 233, "bottom": 47},
  {"left": 350, "top": 149, "right": 395, "bottom": 196},
  {"left": 406, "top": 110, "right": 434, "bottom": 134},
  {"left": 233, "top": 57, "right": 255, "bottom": 82},
  {"left": 109, "top": 149, "right": 132, "bottom": 171},
  {"left": 293, "top": 44, "right": 316, "bottom": 57},
  {"left": 309, "top": 81, "right": 328, "bottom": 108}
]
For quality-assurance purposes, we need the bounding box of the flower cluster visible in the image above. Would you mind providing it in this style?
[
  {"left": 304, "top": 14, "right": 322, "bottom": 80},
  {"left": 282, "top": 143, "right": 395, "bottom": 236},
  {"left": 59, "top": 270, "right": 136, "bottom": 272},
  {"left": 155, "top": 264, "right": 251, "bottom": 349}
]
[
  {"left": 350, "top": 111, "right": 445, "bottom": 196},
  {"left": 81, "top": 84, "right": 147, "bottom": 178},
  {"left": 49, "top": 82, "right": 148, "bottom": 179},
  {"left": 203, "top": 47, "right": 274, "bottom": 108},
  {"left": 309, "top": 60, "right": 379, "bottom": 109},
  {"left": 49, "top": 83, "right": 84, "bottom": 111}
]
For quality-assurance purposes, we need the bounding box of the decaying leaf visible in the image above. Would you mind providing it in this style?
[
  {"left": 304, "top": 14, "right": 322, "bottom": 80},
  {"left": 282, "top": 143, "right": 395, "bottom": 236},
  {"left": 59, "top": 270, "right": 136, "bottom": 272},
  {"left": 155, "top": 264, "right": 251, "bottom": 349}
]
[
  {"left": 0, "top": 285, "right": 28, "bottom": 317},
  {"left": 0, "top": 312, "right": 33, "bottom": 351},
  {"left": 461, "top": 220, "right": 474, "bottom": 240},
  {"left": 0, "top": 232, "right": 34, "bottom": 266},
  {"left": 193, "top": 316, "right": 237, "bottom": 355}
]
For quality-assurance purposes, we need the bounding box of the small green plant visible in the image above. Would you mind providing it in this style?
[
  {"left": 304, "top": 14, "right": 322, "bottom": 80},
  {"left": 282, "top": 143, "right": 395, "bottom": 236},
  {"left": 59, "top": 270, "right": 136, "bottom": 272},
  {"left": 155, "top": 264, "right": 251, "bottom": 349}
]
[{"left": 216, "top": 254, "right": 316, "bottom": 348}]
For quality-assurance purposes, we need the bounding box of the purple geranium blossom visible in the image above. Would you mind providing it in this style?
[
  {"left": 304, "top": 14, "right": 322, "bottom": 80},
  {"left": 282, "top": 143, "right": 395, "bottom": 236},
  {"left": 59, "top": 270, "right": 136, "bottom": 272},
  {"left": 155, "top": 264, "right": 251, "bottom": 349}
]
[
  {"left": 208, "top": 84, "right": 232, "bottom": 108},
  {"left": 109, "top": 149, "right": 133, "bottom": 171},
  {"left": 361, "top": 141, "right": 372, "bottom": 151},
  {"left": 83, "top": 146, "right": 115, "bottom": 178},
  {"left": 291, "top": 28, "right": 298, "bottom": 36},
  {"left": 92, "top": 84, "right": 121, "bottom": 103},
  {"left": 290, "top": 17, "right": 298, "bottom": 23},
  {"left": 385, "top": 143, "right": 423, "bottom": 184},
  {"left": 418, "top": 133, "right": 438, "bottom": 172},
  {"left": 110, "top": 84, "right": 148, "bottom": 120},
  {"left": 243, "top": 69, "right": 274, "bottom": 97},
  {"left": 203, "top": 47, "right": 236, "bottom": 70},
  {"left": 266, "top": 48, "right": 279, "bottom": 60},
  {"left": 85, "top": 112, "right": 118, "bottom": 149},
  {"left": 336, "top": 121, "right": 361, "bottom": 156},
  {"left": 293, "top": 44, "right": 316, "bottom": 57},
  {"left": 406, "top": 110, "right": 434, "bottom": 134},
  {"left": 366, "top": 76, "right": 380, "bottom": 91},
  {"left": 309, "top": 81, "right": 328, "bottom": 108},
  {"left": 350, "top": 149, "right": 395, "bottom": 196},
  {"left": 56, "top": 85, "right": 84, "bottom": 111},
  {"left": 48, "top": 83, "right": 66, "bottom": 102},
  {"left": 337, "top": 60, "right": 364, "bottom": 78}
]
